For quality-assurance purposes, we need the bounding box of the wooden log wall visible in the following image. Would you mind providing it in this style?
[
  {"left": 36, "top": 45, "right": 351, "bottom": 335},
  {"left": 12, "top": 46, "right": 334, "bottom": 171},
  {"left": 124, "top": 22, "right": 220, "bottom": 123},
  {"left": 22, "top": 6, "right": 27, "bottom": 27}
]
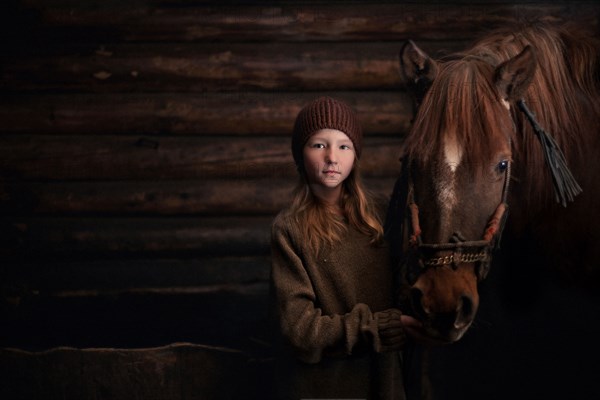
[{"left": 1, "top": 1, "right": 599, "bottom": 398}]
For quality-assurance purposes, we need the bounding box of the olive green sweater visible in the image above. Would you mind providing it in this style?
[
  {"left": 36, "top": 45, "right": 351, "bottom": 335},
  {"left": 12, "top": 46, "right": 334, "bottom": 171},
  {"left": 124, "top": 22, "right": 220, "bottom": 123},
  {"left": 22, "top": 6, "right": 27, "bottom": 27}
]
[{"left": 269, "top": 209, "right": 406, "bottom": 400}]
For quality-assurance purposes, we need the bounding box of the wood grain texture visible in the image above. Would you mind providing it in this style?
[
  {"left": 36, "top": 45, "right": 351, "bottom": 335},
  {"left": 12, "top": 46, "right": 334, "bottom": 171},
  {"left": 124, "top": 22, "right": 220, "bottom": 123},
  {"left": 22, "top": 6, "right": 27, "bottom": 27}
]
[
  {"left": 8, "top": 2, "right": 597, "bottom": 43},
  {"left": 0, "top": 177, "right": 395, "bottom": 216},
  {"left": 0, "top": 135, "right": 403, "bottom": 180},
  {"left": 0, "top": 92, "right": 413, "bottom": 135},
  {"left": 2, "top": 216, "right": 273, "bottom": 257},
  {"left": 1, "top": 42, "right": 456, "bottom": 93}
]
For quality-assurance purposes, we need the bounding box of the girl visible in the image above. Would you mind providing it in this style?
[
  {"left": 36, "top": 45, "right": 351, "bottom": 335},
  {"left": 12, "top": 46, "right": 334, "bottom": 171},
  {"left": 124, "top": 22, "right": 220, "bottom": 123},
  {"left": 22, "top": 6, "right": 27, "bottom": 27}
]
[{"left": 270, "top": 96, "right": 417, "bottom": 400}]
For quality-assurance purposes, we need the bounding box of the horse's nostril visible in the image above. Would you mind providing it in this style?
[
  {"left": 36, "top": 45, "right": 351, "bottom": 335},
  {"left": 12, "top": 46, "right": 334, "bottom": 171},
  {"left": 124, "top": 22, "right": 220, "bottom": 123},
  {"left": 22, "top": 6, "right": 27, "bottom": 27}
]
[
  {"left": 410, "top": 287, "right": 427, "bottom": 318},
  {"left": 455, "top": 295, "right": 475, "bottom": 328}
]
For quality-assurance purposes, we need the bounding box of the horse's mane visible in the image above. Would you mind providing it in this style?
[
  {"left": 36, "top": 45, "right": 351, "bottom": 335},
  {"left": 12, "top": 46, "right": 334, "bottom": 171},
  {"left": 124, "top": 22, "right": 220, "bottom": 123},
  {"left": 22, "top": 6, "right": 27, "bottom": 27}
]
[{"left": 404, "top": 22, "right": 600, "bottom": 204}]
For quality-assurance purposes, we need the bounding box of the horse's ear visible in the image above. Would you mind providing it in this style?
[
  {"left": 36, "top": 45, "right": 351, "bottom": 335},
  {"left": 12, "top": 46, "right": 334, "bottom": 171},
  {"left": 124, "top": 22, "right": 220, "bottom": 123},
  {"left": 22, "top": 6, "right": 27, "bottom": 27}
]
[
  {"left": 494, "top": 45, "right": 537, "bottom": 102},
  {"left": 399, "top": 40, "right": 438, "bottom": 107}
]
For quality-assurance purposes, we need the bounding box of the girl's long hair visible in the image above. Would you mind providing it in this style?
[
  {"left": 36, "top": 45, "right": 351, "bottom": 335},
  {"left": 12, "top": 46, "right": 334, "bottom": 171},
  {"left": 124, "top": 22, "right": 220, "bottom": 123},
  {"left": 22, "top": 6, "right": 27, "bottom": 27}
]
[{"left": 288, "top": 161, "right": 384, "bottom": 254}]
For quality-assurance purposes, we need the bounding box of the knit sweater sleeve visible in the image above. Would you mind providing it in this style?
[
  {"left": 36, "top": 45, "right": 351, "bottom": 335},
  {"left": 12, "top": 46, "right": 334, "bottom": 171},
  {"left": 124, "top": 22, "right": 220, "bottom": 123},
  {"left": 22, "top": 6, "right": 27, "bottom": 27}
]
[{"left": 270, "top": 215, "right": 379, "bottom": 364}]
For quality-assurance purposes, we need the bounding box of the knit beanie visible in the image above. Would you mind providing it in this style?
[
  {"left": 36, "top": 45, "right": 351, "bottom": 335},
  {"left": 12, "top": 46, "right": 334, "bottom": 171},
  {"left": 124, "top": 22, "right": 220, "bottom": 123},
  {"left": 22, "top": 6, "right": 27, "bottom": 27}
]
[{"left": 292, "top": 96, "right": 363, "bottom": 167}]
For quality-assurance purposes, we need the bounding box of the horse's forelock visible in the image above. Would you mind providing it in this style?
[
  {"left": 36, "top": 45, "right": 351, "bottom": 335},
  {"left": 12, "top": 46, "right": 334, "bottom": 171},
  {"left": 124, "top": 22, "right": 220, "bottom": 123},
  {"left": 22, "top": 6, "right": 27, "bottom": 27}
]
[{"left": 405, "top": 58, "right": 513, "bottom": 172}]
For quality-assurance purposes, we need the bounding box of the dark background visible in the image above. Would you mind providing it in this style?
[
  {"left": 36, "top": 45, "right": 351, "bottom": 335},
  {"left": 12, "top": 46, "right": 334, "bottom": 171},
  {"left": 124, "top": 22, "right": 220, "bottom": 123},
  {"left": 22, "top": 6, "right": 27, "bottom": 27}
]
[{"left": 1, "top": 1, "right": 599, "bottom": 399}]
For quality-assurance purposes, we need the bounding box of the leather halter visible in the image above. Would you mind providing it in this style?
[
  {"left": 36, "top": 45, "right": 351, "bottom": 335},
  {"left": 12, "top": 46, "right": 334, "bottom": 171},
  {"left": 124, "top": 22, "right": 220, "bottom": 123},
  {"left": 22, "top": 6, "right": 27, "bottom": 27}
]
[
  {"left": 386, "top": 98, "right": 576, "bottom": 286},
  {"left": 401, "top": 157, "right": 511, "bottom": 283}
]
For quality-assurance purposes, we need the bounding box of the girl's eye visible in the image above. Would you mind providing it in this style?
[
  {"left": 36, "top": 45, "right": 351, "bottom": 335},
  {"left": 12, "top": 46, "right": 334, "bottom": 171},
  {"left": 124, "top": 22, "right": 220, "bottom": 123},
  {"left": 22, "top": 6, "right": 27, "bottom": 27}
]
[
  {"left": 312, "top": 143, "right": 325, "bottom": 149},
  {"left": 497, "top": 160, "right": 509, "bottom": 173},
  {"left": 340, "top": 144, "right": 351, "bottom": 150}
]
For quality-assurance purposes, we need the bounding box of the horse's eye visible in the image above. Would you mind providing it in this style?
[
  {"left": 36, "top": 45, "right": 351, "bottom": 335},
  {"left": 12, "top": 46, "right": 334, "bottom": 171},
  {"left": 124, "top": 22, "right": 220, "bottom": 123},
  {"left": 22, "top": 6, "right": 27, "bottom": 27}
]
[{"left": 498, "top": 160, "right": 509, "bottom": 173}]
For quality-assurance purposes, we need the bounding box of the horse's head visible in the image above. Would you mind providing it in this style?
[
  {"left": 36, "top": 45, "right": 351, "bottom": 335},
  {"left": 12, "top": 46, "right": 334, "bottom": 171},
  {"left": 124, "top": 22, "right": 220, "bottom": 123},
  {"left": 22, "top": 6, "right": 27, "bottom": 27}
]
[{"left": 394, "top": 41, "right": 538, "bottom": 343}]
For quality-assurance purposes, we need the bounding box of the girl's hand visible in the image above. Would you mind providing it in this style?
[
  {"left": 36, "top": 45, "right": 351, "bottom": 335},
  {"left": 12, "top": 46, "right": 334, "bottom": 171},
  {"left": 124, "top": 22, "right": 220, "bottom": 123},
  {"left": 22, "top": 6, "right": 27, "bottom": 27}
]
[{"left": 376, "top": 308, "right": 406, "bottom": 351}]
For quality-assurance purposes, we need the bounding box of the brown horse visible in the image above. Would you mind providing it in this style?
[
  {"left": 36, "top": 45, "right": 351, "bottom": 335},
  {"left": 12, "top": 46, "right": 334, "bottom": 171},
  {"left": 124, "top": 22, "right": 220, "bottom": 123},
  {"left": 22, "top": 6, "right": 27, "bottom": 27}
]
[{"left": 387, "top": 22, "right": 600, "bottom": 344}]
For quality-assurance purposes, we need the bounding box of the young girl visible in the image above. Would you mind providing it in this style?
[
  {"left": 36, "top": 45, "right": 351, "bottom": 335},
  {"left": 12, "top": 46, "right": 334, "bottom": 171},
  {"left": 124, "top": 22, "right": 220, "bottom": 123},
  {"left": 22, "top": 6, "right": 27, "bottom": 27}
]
[{"left": 270, "top": 96, "right": 413, "bottom": 400}]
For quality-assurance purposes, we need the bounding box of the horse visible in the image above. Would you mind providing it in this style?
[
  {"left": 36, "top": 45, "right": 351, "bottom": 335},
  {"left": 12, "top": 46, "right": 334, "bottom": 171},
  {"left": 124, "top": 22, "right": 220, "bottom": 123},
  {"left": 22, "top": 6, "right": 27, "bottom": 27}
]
[{"left": 386, "top": 22, "right": 600, "bottom": 345}]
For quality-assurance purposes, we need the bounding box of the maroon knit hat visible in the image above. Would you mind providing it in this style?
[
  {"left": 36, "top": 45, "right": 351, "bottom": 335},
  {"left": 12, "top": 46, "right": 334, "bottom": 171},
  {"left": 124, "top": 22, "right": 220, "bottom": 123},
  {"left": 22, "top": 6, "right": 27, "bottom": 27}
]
[{"left": 292, "top": 96, "right": 363, "bottom": 167}]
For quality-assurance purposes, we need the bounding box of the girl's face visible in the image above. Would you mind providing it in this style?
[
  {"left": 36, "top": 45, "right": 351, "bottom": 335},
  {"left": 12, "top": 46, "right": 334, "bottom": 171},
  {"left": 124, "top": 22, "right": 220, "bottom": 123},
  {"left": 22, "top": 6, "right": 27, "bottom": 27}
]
[{"left": 303, "top": 129, "right": 356, "bottom": 193}]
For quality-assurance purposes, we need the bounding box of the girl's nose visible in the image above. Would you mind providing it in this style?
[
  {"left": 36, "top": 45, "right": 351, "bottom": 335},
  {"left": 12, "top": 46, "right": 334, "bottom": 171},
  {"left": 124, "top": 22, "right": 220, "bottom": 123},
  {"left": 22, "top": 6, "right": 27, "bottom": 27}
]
[{"left": 325, "top": 148, "right": 338, "bottom": 163}]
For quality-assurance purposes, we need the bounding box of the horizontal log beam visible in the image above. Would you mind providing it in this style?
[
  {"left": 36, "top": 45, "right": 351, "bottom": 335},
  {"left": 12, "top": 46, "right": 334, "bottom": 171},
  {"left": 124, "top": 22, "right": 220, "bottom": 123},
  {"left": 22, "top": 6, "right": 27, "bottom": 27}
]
[
  {"left": 2, "top": 216, "right": 273, "bottom": 258},
  {"left": 7, "top": 2, "right": 597, "bottom": 43},
  {"left": 1, "top": 41, "right": 459, "bottom": 93},
  {"left": 0, "top": 135, "right": 403, "bottom": 181},
  {"left": 4, "top": 255, "right": 271, "bottom": 295},
  {"left": 0, "top": 92, "right": 413, "bottom": 136},
  {"left": 0, "top": 177, "right": 396, "bottom": 216}
]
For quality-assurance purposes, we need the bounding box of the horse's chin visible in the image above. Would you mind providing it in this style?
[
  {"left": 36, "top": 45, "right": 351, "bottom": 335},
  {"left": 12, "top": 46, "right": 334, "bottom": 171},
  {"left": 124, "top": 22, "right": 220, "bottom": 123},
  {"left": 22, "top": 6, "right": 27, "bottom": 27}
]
[
  {"left": 446, "top": 326, "right": 469, "bottom": 343},
  {"left": 422, "top": 321, "right": 472, "bottom": 344}
]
